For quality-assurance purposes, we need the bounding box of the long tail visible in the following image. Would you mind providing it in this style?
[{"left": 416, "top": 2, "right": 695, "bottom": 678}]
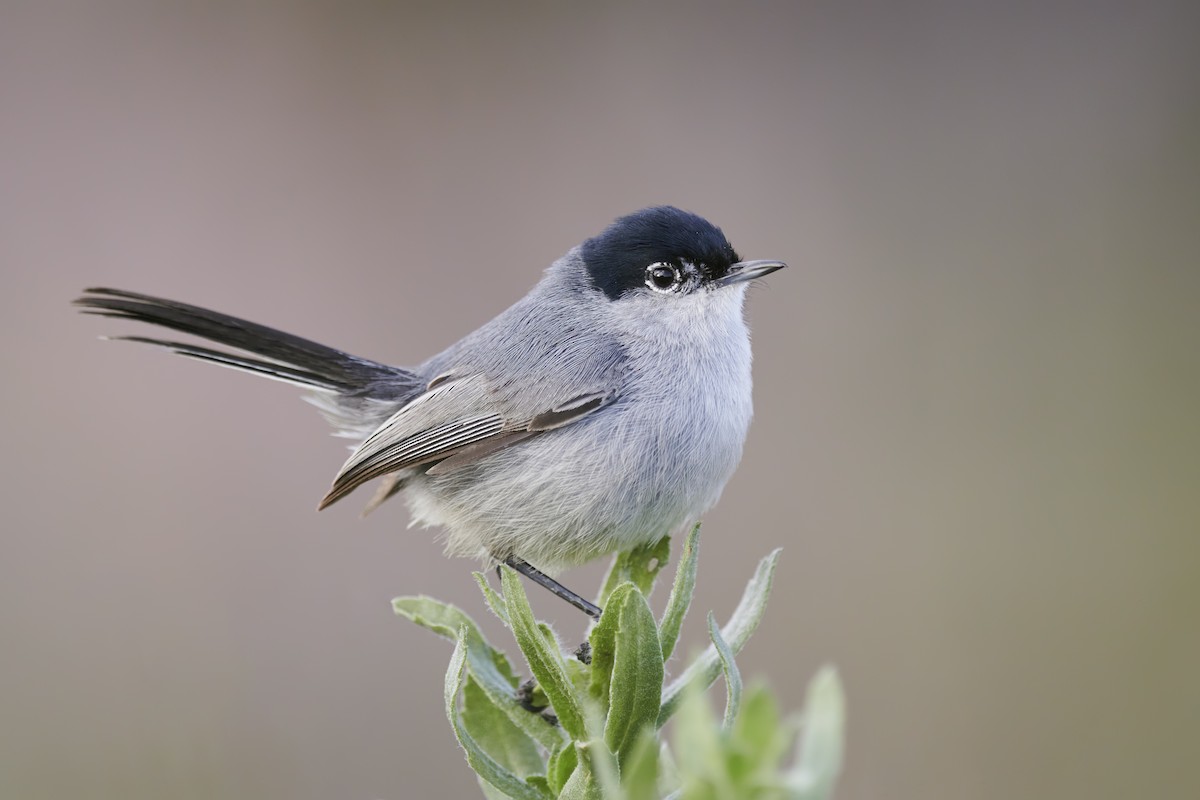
[{"left": 74, "top": 287, "right": 423, "bottom": 435}]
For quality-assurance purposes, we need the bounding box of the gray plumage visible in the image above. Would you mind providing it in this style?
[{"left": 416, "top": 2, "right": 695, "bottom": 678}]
[{"left": 75, "top": 206, "right": 785, "bottom": 576}]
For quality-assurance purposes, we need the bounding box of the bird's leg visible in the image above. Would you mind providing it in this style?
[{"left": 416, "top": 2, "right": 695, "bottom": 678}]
[{"left": 503, "top": 557, "right": 603, "bottom": 620}]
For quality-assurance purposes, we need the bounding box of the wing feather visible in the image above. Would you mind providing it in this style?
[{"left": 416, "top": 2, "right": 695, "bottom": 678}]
[{"left": 318, "top": 377, "right": 616, "bottom": 510}]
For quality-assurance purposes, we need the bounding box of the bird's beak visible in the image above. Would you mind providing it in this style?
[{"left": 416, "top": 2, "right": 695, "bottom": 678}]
[{"left": 715, "top": 259, "right": 787, "bottom": 287}]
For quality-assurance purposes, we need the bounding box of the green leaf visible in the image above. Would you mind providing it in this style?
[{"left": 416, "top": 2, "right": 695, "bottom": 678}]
[
  {"left": 658, "top": 548, "right": 782, "bottom": 726},
  {"left": 462, "top": 676, "right": 545, "bottom": 778},
  {"left": 731, "top": 684, "right": 790, "bottom": 777},
  {"left": 620, "top": 727, "right": 661, "bottom": 800},
  {"left": 596, "top": 534, "right": 671, "bottom": 608},
  {"left": 586, "top": 587, "right": 621, "bottom": 709},
  {"left": 500, "top": 566, "right": 588, "bottom": 741},
  {"left": 478, "top": 778, "right": 518, "bottom": 800},
  {"left": 583, "top": 736, "right": 622, "bottom": 800},
  {"left": 564, "top": 650, "right": 591, "bottom": 700},
  {"left": 556, "top": 738, "right": 624, "bottom": 800},
  {"left": 595, "top": 584, "right": 664, "bottom": 768},
  {"left": 474, "top": 571, "right": 511, "bottom": 626},
  {"left": 392, "top": 596, "right": 517, "bottom": 699},
  {"left": 480, "top": 778, "right": 549, "bottom": 800},
  {"left": 658, "top": 523, "right": 701, "bottom": 663},
  {"left": 444, "top": 629, "right": 549, "bottom": 800},
  {"left": 394, "top": 595, "right": 564, "bottom": 751},
  {"left": 481, "top": 776, "right": 549, "bottom": 800},
  {"left": 546, "top": 742, "right": 578, "bottom": 796},
  {"left": 657, "top": 741, "right": 681, "bottom": 798},
  {"left": 557, "top": 745, "right": 603, "bottom": 800},
  {"left": 671, "top": 681, "right": 729, "bottom": 797},
  {"left": 537, "top": 622, "right": 562, "bottom": 657},
  {"left": 393, "top": 595, "right": 493, "bottom": 648},
  {"left": 707, "top": 611, "right": 742, "bottom": 731},
  {"left": 786, "top": 666, "right": 846, "bottom": 800}
]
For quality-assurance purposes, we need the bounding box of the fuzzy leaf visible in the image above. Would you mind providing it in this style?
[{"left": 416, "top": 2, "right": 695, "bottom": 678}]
[
  {"left": 392, "top": 596, "right": 516, "bottom": 698},
  {"left": 594, "top": 584, "right": 664, "bottom": 768},
  {"left": 474, "top": 571, "right": 511, "bottom": 626},
  {"left": 732, "top": 684, "right": 791, "bottom": 777},
  {"left": 707, "top": 611, "right": 742, "bottom": 731},
  {"left": 620, "top": 727, "right": 661, "bottom": 800},
  {"left": 594, "top": 751, "right": 624, "bottom": 800},
  {"left": 557, "top": 745, "right": 602, "bottom": 800},
  {"left": 500, "top": 565, "right": 587, "bottom": 741},
  {"left": 657, "top": 741, "right": 681, "bottom": 798},
  {"left": 671, "top": 681, "right": 725, "bottom": 794},
  {"left": 462, "top": 676, "right": 545, "bottom": 778},
  {"left": 658, "top": 524, "right": 701, "bottom": 662},
  {"left": 393, "top": 595, "right": 495, "bottom": 650},
  {"left": 564, "top": 650, "right": 591, "bottom": 700},
  {"left": 478, "top": 779, "right": 517, "bottom": 800},
  {"left": 445, "top": 629, "right": 548, "bottom": 800},
  {"left": 394, "top": 595, "right": 564, "bottom": 751},
  {"left": 786, "top": 666, "right": 846, "bottom": 800},
  {"left": 546, "top": 742, "right": 578, "bottom": 796},
  {"left": 658, "top": 548, "right": 781, "bottom": 726},
  {"left": 482, "top": 777, "right": 549, "bottom": 800},
  {"left": 596, "top": 534, "right": 671, "bottom": 608},
  {"left": 585, "top": 585, "right": 622, "bottom": 709}
]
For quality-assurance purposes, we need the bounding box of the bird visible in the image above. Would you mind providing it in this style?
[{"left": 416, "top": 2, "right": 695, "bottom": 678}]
[{"left": 74, "top": 206, "right": 786, "bottom": 618}]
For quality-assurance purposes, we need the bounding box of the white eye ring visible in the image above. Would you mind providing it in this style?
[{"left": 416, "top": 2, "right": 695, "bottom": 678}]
[{"left": 645, "top": 262, "right": 683, "bottom": 293}]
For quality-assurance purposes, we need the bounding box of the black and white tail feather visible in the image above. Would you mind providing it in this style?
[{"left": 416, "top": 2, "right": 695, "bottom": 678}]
[
  {"left": 74, "top": 287, "right": 423, "bottom": 444},
  {"left": 73, "top": 287, "right": 617, "bottom": 520}
]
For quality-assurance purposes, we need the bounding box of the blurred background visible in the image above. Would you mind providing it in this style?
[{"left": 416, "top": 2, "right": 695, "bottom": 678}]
[{"left": 2, "top": 1, "right": 1198, "bottom": 798}]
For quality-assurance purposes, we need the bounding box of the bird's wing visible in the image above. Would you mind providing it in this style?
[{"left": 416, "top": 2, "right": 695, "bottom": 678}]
[{"left": 318, "top": 374, "right": 614, "bottom": 510}]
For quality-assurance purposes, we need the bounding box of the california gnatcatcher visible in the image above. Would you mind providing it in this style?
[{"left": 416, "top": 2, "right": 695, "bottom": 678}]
[{"left": 76, "top": 206, "right": 786, "bottom": 618}]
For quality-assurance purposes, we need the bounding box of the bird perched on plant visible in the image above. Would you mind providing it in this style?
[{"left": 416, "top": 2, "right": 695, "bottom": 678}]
[{"left": 75, "top": 206, "right": 785, "bottom": 617}]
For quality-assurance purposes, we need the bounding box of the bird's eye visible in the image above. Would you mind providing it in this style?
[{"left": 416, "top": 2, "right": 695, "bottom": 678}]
[{"left": 645, "top": 263, "right": 683, "bottom": 293}]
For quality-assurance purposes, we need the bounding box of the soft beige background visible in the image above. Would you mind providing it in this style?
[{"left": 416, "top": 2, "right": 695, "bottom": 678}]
[{"left": 2, "top": 2, "right": 1198, "bottom": 798}]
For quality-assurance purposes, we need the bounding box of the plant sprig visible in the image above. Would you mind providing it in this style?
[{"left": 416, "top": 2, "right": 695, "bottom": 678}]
[{"left": 394, "top": 524, "right": 846, "bottom": 799}]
